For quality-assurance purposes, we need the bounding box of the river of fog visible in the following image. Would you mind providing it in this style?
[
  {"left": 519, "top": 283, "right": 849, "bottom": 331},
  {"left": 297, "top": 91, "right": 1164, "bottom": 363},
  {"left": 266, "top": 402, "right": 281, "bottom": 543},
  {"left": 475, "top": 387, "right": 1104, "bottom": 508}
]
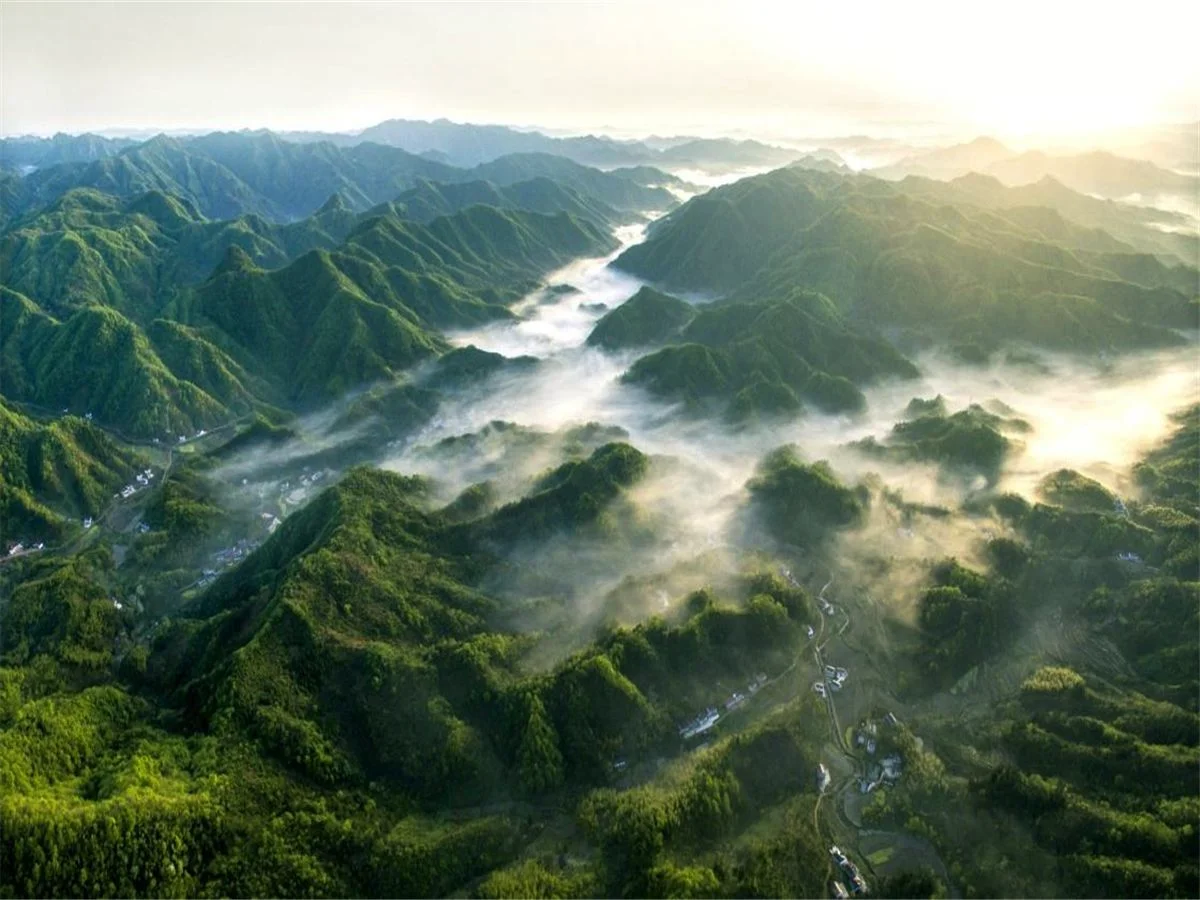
[
  {"left": 214, "top": 208, "right": 1197, "bottom": 626},
  {"left": 384, "top": 219, "right": 1198, "bottom": 510},
  {"left": 365, "top": 218, "right": 1198, "bottom": 616}
]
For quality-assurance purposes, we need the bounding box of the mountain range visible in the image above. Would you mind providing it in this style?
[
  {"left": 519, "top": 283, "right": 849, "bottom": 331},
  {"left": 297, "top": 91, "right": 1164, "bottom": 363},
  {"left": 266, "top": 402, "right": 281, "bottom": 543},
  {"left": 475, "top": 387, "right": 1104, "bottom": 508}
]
[
  {"left": 2, "top": 180, "right": 619, "bottom": 438},
  {"left": 2, "top": 116, "right": 1199, "bottom": 900},
  {"left": 1, "top": 131, "right": 679, "bottom": 226},
  {"left": 878, "top": 137, "right": 1200, "bottom": 200},
  {"left": 615, "top": 166, "right": 1198, "bottom": 364}
]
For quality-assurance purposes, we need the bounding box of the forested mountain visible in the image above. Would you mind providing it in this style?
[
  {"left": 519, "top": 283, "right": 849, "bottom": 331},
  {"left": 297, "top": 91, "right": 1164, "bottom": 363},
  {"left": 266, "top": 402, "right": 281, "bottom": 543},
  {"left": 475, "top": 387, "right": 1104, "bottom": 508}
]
[
  {"left": 985, "top": 150, "right": 1199, "bottom": 199},
  {"left": 470, "top": 154, "right": 677, "bottom": 212},
  {"left": 1, "top": 132, "right": 678, "bottom": 226},
  {"left": 2, "top": 188, "right": 616, "bottom": 436},
  {"left": 926, "top": 173, "right": 1197, "bottom": 267},
  {"left": 586, "top": 286, "right": 695, "bottom": 350},
  {"left": 382, "top": 177, "right": 623, "bottom": 228},
  {"left": 4, "top": 398, "right": 1194, "bottom": 898},
  {"left": 0, "top": 447, "right": 824, "bottom": 897},
  {"left": 1, "top": 188, "right": 358, "bottom": 320},
  {"left": 875, "top": 136, "right": 1015, "bottom": 179},
  {"left": 616, "top": 167, "right": 1198, "bottom": 356},
  {"left": 2, "top": 133, "right": 460, "bottom": 223},
  {"left": 622, "top": 290, "right": 918, "bottom": 419},
  {"left": 292, "top": 117, "right": 660, "bottom": 167},
  {"left": 0, "top": 400, "right": 148, "bottom": 543}
]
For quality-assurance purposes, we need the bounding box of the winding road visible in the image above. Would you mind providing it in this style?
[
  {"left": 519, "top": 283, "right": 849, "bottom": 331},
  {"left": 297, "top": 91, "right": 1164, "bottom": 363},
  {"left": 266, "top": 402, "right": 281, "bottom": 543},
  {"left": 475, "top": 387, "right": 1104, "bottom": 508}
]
[{"left": 790, "top": 570, "right": 956, "bottom": 897}]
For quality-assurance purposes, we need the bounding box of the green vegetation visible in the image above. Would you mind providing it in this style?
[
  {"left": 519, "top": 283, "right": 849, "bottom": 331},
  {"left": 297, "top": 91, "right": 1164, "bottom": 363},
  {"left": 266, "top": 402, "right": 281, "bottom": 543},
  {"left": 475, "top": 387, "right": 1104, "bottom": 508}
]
[
  {"left": 3, "top": 128, "right": 1198, "bottom": 900},
  {"left": 914, "top": 560, "right": 1017, "bottom": 686},
  {"left": 3, "top": 188, "right": 615, "bottom": 436},
  {"left": 746, "top": 445, "right": 867, "bottom": 548},
  {"left": 858, "top": 405, "right": 1200, "bottom": 899},
  {"left": 853, "top": 399, "right": 1028, "bottom": 483},
  {"left": 1037, "top": 468, "right": 1119, "bottom": 514},
  {"left": 5, "top": 132, "right": 461, "bottom": 222},
  {"left": 474, "top": 442, "right": 649, "bottom": 547},
  {"left": 586, "top": 287, "right": 695, "bottom": 351},
  {"left": 616, "top": 167, "right": 1196, "bottom": 355},
  {"left": 384, "top": 176, "right": 622, "bottom": 228},
  {"left": 0, "top": 440, "right": 831, "bottom": 897},
  {"left": 0, "top": 400, "right": 147, "bottom": 543},
  {"left": 623, "top": 290, "right": 917, "bottom": 421}
]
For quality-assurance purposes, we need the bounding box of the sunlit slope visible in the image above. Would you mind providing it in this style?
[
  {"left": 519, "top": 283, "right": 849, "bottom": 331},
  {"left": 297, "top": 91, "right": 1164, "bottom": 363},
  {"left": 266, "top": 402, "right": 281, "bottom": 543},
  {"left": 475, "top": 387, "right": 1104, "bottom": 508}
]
[
  {"left": 878, "top": 407, "right": 1200, "bottom": 897},
  {"left": 616, "top": 167, "right": 1197, "bottom": 354}
]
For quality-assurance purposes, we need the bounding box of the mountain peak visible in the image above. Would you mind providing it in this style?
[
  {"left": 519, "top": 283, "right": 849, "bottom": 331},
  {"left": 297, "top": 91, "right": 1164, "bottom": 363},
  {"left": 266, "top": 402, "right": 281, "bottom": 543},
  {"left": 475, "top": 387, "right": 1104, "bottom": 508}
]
[
  {"left": 316, "top": 192, "right": 352, "bottom": 216},
  {"left": 213, "top": 244, "right": 257, "bottom": 277}
]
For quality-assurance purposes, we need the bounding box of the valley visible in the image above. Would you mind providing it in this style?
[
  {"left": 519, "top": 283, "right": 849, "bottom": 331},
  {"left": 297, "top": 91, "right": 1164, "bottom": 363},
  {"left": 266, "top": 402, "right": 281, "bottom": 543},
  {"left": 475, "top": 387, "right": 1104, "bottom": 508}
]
[{"left": 1, "top": 117, "right": 1197, "bottom": 900}]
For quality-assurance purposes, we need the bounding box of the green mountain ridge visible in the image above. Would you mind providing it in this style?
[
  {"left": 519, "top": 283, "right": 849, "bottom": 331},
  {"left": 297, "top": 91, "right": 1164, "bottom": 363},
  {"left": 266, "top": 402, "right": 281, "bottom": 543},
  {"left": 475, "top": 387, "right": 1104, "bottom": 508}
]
[
  {"left": 3, "top": 133, "right": 679, "bottom": 226},
  {"left": 622, "top": 290, "right": 918, "bottom": 420},
  {"left": 2, "top": 197, "right": 617, "bottom": 436},
  {"left": 586, "top": 286, "right": 696, "bottom": 350},
  {"left": 615, "top": 167, "right": 1197, "bottom": 356}
]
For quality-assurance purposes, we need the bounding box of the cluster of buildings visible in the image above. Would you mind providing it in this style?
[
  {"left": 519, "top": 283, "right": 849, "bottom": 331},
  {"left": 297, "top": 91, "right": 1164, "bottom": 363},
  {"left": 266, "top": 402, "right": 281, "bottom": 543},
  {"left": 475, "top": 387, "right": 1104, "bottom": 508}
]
[
  {"left": 5, "top": 541, "right": 45, "bottom": 557},
  {"left": 1116, "top": 551, "right": 1143, "bottom": 564},
  {"left": 829, "top": 846, "right": 868, "bottom": 895},
  {"left": 854, "top": 720, "right": 879, "bottom": 754},
  {"left": 680, "top": 707, "right": 720, "bottom": 740},
  {"left": 678, "top": 673, "right": 770, "bottom": 740},
  {"left": 855, "top": 714, "right": 904, "bottom": 793},
  {"left": 859, "top": 754, "right": 904, "bottom": 794},
  {"left": 197, "top": 538, "right": 261, "bottom": 588},
  {"left": 116, "top": 467, "right": 156, "bottom": 500},
  {"left": 814, "top": 664, "right": 848, "bottom": 697}
]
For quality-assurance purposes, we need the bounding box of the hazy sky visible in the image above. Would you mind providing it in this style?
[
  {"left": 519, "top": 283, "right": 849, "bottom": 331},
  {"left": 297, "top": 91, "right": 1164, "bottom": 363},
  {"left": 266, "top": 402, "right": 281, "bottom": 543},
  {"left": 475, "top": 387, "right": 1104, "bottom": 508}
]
[{"left": 3, "top": 1, "right": 1197, "bottom": 140}]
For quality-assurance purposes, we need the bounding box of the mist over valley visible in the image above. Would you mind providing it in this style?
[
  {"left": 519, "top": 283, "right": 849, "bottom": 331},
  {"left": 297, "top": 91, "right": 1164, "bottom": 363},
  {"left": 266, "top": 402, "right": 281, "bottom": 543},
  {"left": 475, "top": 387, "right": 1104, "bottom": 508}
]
[{"left": 2, "top": 8, "right": 1198, "bottom": 898}]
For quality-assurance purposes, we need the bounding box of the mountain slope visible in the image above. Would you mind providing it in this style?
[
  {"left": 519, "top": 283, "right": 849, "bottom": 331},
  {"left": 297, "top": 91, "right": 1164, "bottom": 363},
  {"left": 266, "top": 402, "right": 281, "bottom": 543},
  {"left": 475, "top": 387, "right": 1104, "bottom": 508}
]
[
  {"left": 0, "top": 289, "right": 231, "bottom": 436},
  {"left": 382, "top": 176, "right": 622, "bottom": 228},
  {"left": 0, "top": 188, "right": 357, "bottom": 321},
  {"left": 5, "top": 132, "right": 678, "bottom": 225},
  {"left": 7, "top": 133, "right": 458, "bottom": 222},
  {"left": 623, "top": 290, "right": 918, "bottom": 419},
  {"left": 0, "top": 400, "right": 148, "bottom": 543},
  {"left": 616, "top": 167, "right": 1197, "bottom": 355},
  {"left": 586, "top": 286, "right": 696, "bottom": 350},
  {"left": 470, "top": 153, "right": 677, "bottom": 213},
  {"left": 3, "top": 198, "right": 616, "bottom": 436}
]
